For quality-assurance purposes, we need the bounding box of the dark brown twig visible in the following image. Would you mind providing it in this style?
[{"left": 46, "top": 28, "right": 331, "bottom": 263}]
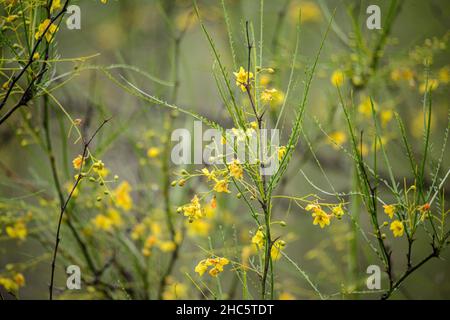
[{"left": 49, "top": 118, "right": 110, "bottom": 300}]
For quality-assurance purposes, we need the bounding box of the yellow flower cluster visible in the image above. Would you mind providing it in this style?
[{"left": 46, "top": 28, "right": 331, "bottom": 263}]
[
  {"left": 229, "top": 160, "right": 243, "bottom": 180},
  {"left": 390, "top": 220, "right": 404, "bottom": 238},
  {"left": 72, "top": 154, "right": 85, "bottom": 170},
  {"left": 195, "top": 257, "right": 229, "bottom": 277},
  {"left": 114, "top": 181, "right": 133, "bottom": 211},
  {"left": 328, "top": 131, "right": 347, "bottom": 150},
  {"left": 306, "top": 203, "right": 345, "bottom": 228},
  {"left": 179, "top": 195, "right": 204, "bottom": 223},
  {"left": 35, "top": 19, "right": 58, "bottom": 42},
  {"left": 233, "top": 67, "right": 253, "bottom": 92},
  {"left": 162, "top": 277, "right": 188, "bottom": 300},
  {"left": 132, "top": 220, "right": 178, "bottom": 256},
  {"left": 271, "top": 240, "right": 286, "bottom": 261},
  {"left": 330, "top": 70, "right": 345, "bottom": 87},
  {"left": 92, "top": 209, "right": 123, "bottom": 232},
  {"left": 0, "top": 273, "right": 25, "bottom": 292},
  {"left": 6, "top": 220, "right": 27, "bottom": 240}
]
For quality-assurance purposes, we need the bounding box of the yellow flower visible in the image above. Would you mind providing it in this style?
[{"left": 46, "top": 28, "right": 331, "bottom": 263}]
[
  {"left": 209, "top": 257, "right": 229, "bottom": 277},
  {"left": 213, "top": 179, "right": 230, "bottom": 193},
  {"left": 147, "top": 147, "right": 161, "bottom": 158},
  {"left": 162, "top": 280, "right": 188, "bottom": 300},
  {"left": 390, "top": 68, "right": 415, "bottom": 83},
  {"left": 181, "top": 195, "right": 204, "bottom": 222},
  {"left": 6, "top": 221, "right": 27, "bottom": 240},
  {"left": 260, "top": 74, "right": 271, "bottom": 86},
  {"left": 380, "top": 109, "right": 394, "bottom": 127},
  {"left": 158, "top": 241, "right": 176, "bottom": 252},
  {"left": 290, "top": 1, "right": 322, "bottom": 23},
  {"left": 419, "top": 203, "right": 431, "bottom": 221},
  {"left": 252, "top": 230, "right": 265, "bottom": 248},
  {"left": 328, "top": 131, "right": 347, "bottom": 149},
  {"left": 50, "top": 0, "right": 61, "bottom": 13},
  {"left": 279, "top": 292, "right": 295, "bottom": 300},
  {"left": 114, "top": 181, "right": 133, "bottom": 211},
  {"left": 390, "top": 220, "right": 404, "bottom": 237},
  {"left": 194, "top": 259, "right": 209, "bottom": 276},
  {"left": 261, "top": 88, "right": 278, "bottom": 103},
  {"left": 92, "top": 214, "right": 113, "bottom": 231},
  {"left": 383, "top": 204, "right": 395, "bottom": 219},
  {"left": 35, "top": 19, "right": 58, "bottom": 42},
  {"left": 233, "top": 67, "right": 253, "bottom": 92},
  {"left": 187, "top": 219, "right": 211, "bottom": 237},
  {"left": 0, "top": 277, "right": 18, "bottom": 292},
  {"left": 358, "top": 143, "right": 369, "bottom": 157},
  {"left": 278, "top": 146, "right": 287, "bottom": 161},
  {"left": 312, "top": 209, "right": 331, "bottom": 228},
  {"left": 438, "top": 66, "right": 450, "bottom": 84},
  {"left": 14, "top": 273, "right": 25, "bottom": 287},
  {"left": 305, "top": 203, "right": 320, "bottom": 211},
  {"left": 330, "top": 70, "right": 345, "bottom": 87},
  {"left": 131, "top": 223, "right": 146, "bottom": 240},
  {"left": 72, "top": 154, "right": 84, "bottom": 170},
  {"left": 271, "top": 240, "right": 286, "bottom": 261},
  {"left": 358, "top": 96, "right": 377, "bottom": 118},
  {"left": 269, "top": 90, "right": 285, "bottom": 110},
  {"left": 6, "top": 15, "right": 18, "bottom": 23},
  {"left": 195, "top": 257, "right": 229, "bottom": 277},
  {"left": 142, "top": 235, "right": 157, "bottom": 256},
  {"left": 202, "top": 167, "right": 216, "bottom": 181},
  {"left": 419, "top": 79, "right": 439, "bottom": 93},
  {"left": 229, "top": 160, "right": 243, "bottom": 180},
  {"left": 107, "top": 208, "right": 123, "bottom": 227},
  {"left": 332, "top": 205, "right": 345, "bottom": 219}
]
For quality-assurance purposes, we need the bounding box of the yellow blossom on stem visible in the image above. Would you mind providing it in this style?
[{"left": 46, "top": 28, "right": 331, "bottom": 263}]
[
  {"left": 202, "top": 167, "right": 216, "bottom": 181},
  {"left": 6, "top": 221, "right": 27, "bottom": 240},
  {"left": 50, "top": 0, "right": 61, "bottom": 13},
  {"left": 278, "top": 146, "right": 287, "bottom": 161},
  {"left": 261, "top": 88, "right": 278, "bottom": 103},
  {"left": 233, "top": 67, "right": 253, "bottom": 92},
  {"left": 213, "top": 179, "right": 230, "bottom": 193},
  {"left": 271, "top": 240, "right": 286, "bottom": 261},
  {"left": 35, "top": 19, "right": 58, "bottom": 42},
  {"left": 195, "top": 257, "right": 229, "bottom": 277},
  {"left": 332, "top": 205, "right": 345, "bottom": 219},
  {"left": 383, "top": 204, "right": 395, "bottom": 219},
  {"left": 181, "top": 195, "right": 204, "bottom": 222},
  {"left": 419, "top": 79, "right": 439, "bottom": 93},
  {"left": 311, "top": 208, "right": 331, "bottom": 228},
  {"left": 187, "top": 219, "right": 211, "bottom": 237},
  {"left": 0, "top": 277, "right": 18, "bottom": 292},
  {"left": 438, "top": 66, "right": 450, "bottom": 84},
  {"left": 72, "top": 154, "right": 84, "bottom": 170},
  {"left": 330, "top": 70, "right": 345, "bottom": 87},
  {"left": 358, "top": 96, "right": 378, "bottom": 118},
  {"left": 142, "top": 235, "right": 157, "bottom": 256},
  {"left": 279, "top": 292, "right": 295, "bottom": 300},
  {"left": 147, "top": 147, "right": 161, "bottom": 158},
  {"left": 114, "top": 181, "right": 133, "bottom": 211},
  {"left": 229, "top": 160, "right": 243, "bottom": 180},
  {"left": 92, "top": 214, "right": 113, "bottom": 231},
  {"left": 390, "top": 220, "right": 404, "bottom": 237},
  {"left": 14, "top": 273, "right": 25, "bottom": 287},
  {"left": 131, "top": 223, "right": 146, "bottom": 240},
  {"left": 252, "top": 229, "right": 265, "bottom": 248},
  {"left": 158, "top": 241, "right": 176, "bottom": 252},
  {"left": 328, "top": 131, "right": 347, "bottom": 149}
]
